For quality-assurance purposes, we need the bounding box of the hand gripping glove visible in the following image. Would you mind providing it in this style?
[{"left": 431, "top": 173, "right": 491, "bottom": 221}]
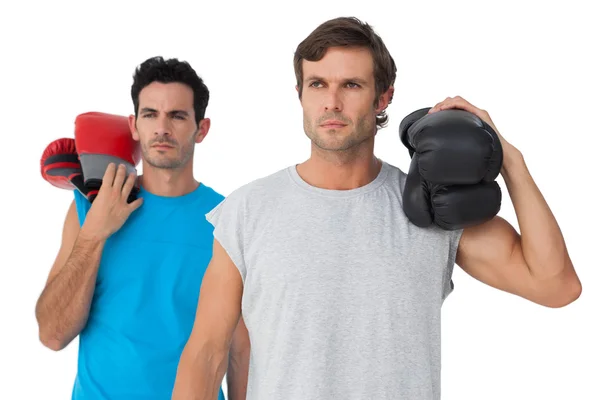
[
  {"left": 74, "top": 112, "right": 142, "bottom": 203},
  {"left": 399, "top": 107, "right": 503, "bottom": 230},
  {"left": 40, "top": 137, "right": 88, "bottom": 197}
]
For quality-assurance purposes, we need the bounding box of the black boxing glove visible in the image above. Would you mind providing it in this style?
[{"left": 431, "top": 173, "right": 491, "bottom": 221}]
[
  {"left": 400, "top": 107, "right": 503, "bottom": 184},
  {"left": 400, "top": 107, "right": 503, "bottom": 230},
  {"left": 403, "top": 156, "right": 503, "bottom": 230}
]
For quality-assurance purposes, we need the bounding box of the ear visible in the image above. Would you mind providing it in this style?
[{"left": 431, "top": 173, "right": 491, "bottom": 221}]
[
  {"left": 295, "top": 85, "right": 302, "bottom": 104},
  {"left": 376, "top": 86, "right": 395, "bottom": 113},
  {"left": 128, "top": 114, "right": 140, "bottom": 141},
  {"left": 195, "top": 118, "right": 211, "bottom": 144}
]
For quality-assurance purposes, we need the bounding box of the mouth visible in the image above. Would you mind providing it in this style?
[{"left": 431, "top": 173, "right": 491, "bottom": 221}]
[
  {"left": 320, "top": 120, "right": 347, "bottom": 129},
  {"left": 152, "top": 143, "right": 175, "bottom": 150}
]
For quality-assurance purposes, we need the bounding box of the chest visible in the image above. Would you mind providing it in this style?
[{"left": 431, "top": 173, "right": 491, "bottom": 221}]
[
  {"left": 92, "top": 206, "right": 215, "bottom": 313},
  {"left": 243, "top": 198, "right": 452, "bottom": 307}
]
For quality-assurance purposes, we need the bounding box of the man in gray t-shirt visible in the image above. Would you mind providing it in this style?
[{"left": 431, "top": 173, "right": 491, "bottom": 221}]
[{"left": 171, "top": 17, "right": 581, "bottom": 400}]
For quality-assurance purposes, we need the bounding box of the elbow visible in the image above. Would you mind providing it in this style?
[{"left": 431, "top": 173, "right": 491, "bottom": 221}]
[
  {"left": 555, "top": 281, "right": 582, "bottom": 308},
  {"left": 540, "top": 276, "right": 582, "bottom": 309},
  {"left": 229, "top": 344, "right": 251, "bottom": 366},
  {"left": 35, "top": 309, "right": 80, "bottom": 351},
  {"left": 37, "top": 322, "right": 71, "bottom": 351},
  {"left": 231, "top": 339, "right": 251, "bottom": 358},
  {"left": 229, "top": 335, "right": 251, "bottom": 363},
  {"left": 39, "top": 332, "right": 69, "bottom": 351},
  {"left": 35, "top": 306, "right": 65, "bottom": 351}
]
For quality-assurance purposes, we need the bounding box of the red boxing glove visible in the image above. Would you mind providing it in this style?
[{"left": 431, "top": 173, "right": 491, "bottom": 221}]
[
  {"left": 74, "top": 112, "right": 142, "bottom": 203},
  {"left": 40, "top": 137, "right": 88, "bottom": 197}
]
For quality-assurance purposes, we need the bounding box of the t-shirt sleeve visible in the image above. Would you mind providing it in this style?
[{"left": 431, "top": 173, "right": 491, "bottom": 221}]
[{"left": 205, "top": 194, "right": 247, "bottom": 283}]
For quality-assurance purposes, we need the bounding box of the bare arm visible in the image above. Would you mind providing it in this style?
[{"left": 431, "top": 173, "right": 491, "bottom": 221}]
[
  {"left": 35, "top": 200, "right": 106, "bottom": 351},
  {"left": 429, "top": 96, "right": 582, "bottom": 308},
  {"left": 171, "top": 239, "right": 244, "bottom": 400},
  {"left": 35, "top": 164, "right": 142, "bottom": 351},
  {"left": 227, "top": 317, "right": 250, "bottom": 400},
  {"left": 456, "top": 145, "right": 581, "bottom": 308}
]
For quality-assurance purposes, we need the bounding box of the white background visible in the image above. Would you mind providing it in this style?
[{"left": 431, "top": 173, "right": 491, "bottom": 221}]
[{"left": 2, "top": 0, "right": 599, "bottom": 399}]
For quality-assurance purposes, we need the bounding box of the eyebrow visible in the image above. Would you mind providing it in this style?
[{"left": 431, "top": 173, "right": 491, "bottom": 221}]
[
  {"left": 140, "top": 107, "right": 189, "bottom": 116},
  {"left": 304, "top": 75, "right": 369, "bottom": 85}
]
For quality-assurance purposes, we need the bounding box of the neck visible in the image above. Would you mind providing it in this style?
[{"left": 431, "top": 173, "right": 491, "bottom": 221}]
[
  {"left": 138, "top": 160, "right": 199, "bottom": 197},
  {"left": 296, "top": 138, "right": 381, "bottom": 190}
]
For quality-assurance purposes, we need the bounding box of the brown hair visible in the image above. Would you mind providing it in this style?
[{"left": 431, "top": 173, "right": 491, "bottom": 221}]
[{"left": 293, "top": 17, "right": 397, "bottom": 128}]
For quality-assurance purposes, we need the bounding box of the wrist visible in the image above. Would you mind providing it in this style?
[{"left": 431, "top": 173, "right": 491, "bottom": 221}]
[
  {"left": 78, "top": 226, "right": 109, "bottom": 243},
  {"left": 500, "top": 145, "right": 526, "bottom": 178}
]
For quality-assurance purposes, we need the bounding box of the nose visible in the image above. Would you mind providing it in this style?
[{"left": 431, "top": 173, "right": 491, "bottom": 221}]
[
  {"left": 323, "top": 88, "right": 343, "bottom": 113},
  {"left": 154, "top": 115, "right": 172, "bottom": 136}
]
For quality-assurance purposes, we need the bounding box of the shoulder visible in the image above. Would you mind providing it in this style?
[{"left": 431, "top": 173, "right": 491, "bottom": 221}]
[
  {"left": 198, "top": 183, "right": 226, "bottom": 208},
  {"left": 379, "top": 159, "right": 462, "bottom": 237},
  {"left": 381, "top": 160, "right": 407, "bottom": 182},
  {"left": 204, "top": 166, "right": 290, "bottom": 214},
  {"left": 219, "top": 166, "right": 293, "bottom": 205},
  {"left": 377, "top": 160, "right": 408, "bottom": 197}
]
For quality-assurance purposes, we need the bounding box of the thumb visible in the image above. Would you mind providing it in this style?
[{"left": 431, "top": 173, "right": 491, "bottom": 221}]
[{"left": 127, "top": 197, "right": 144, "bottom": 213}]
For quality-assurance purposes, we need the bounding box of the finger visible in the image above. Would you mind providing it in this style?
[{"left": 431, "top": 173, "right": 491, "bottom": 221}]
[
  {"left": 428, "top": 102, "right": 444, "bottom": 113},
  {"left": 440, "top": 98, "right": 466, "bottom": 111},
  {"left": 446, "top": 96, "right": 475, "bottom": 110},
  {"left": 440, "top": 97, "right": 459, "bottom": 107},
  {"left": 442, "top": 99, "right": 484, "bottom": 119},
  {"left": 100, "top": 163, "right": 117, "bottom": 189},
  {"left": 112, "top": 164, "right": 127, "bottom": 195},
  {"left": 429, "top": 97, "right": 453, "bottom": 113},
  {"left": 121, "top": 172, "right": 137, "bottom": 199}
]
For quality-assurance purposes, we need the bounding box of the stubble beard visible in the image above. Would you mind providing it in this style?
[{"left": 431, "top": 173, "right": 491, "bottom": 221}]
[
  {"left": 142, "top": 130, "right": 197, "bottom": 169},
  {"left": 304, "top": 113, "right": 375, "bottom": 153}
]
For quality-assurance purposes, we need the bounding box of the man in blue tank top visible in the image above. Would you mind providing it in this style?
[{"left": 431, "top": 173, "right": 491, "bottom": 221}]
[{"left": 35, "top": 56, "right": 249, "bottom": 399}]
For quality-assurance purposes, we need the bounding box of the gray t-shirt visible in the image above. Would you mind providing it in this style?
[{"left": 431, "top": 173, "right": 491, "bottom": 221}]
[{"left": 206, "top": 160, "right": 463, "bottom": 400}]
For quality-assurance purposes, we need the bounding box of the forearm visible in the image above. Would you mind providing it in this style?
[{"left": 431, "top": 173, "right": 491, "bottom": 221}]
[
  {"left": 172, "top": 342, "right": 228, "bottom": 400},
  {"left": 35, "top": 234, "right": 105, "bottom": 349},
  {"left": 226, "top": 350, "right": 250, "bottom": 400},
  {"left": 501, "top": 148, "right": 571, "bottom": 279}
]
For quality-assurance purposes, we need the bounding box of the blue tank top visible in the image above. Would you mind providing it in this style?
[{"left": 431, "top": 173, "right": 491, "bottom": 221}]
[{"left": 71, "top": 183, "right": 226, "bottom": 400}]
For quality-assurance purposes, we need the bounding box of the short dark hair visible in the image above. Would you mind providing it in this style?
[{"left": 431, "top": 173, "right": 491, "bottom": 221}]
[
  {"left": 293, "top": 17, "right": 397, "bottom": 128},
  {"left": 131, "top": 56, "right": 209, "bottom": 124}
]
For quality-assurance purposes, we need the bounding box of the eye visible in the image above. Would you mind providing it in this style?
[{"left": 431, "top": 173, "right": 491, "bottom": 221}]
[
  {"left": 346, "top": 82, "right": 361, "bottom": 88},
  {"left": 142, "top": 113, "right": 154, "bottom": 118},
  {"left": 309, "top": 81, "right": 323, "bottom": 88}
]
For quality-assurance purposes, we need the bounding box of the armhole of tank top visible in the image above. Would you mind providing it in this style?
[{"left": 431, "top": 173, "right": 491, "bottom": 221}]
[
  {"left": 443, "top": 228, "right": 464, "bottom": 301},
  {"left": 73, "top": 190, "right": 89, "bottom": 227}
]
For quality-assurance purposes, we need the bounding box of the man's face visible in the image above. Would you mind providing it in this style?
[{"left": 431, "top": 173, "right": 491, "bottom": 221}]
[
  {"left": 298, "top": 46, "right": 385, "bottom": 152},
  {"left": 129, "top": 82, "right": 209, "bottom": 169}
]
